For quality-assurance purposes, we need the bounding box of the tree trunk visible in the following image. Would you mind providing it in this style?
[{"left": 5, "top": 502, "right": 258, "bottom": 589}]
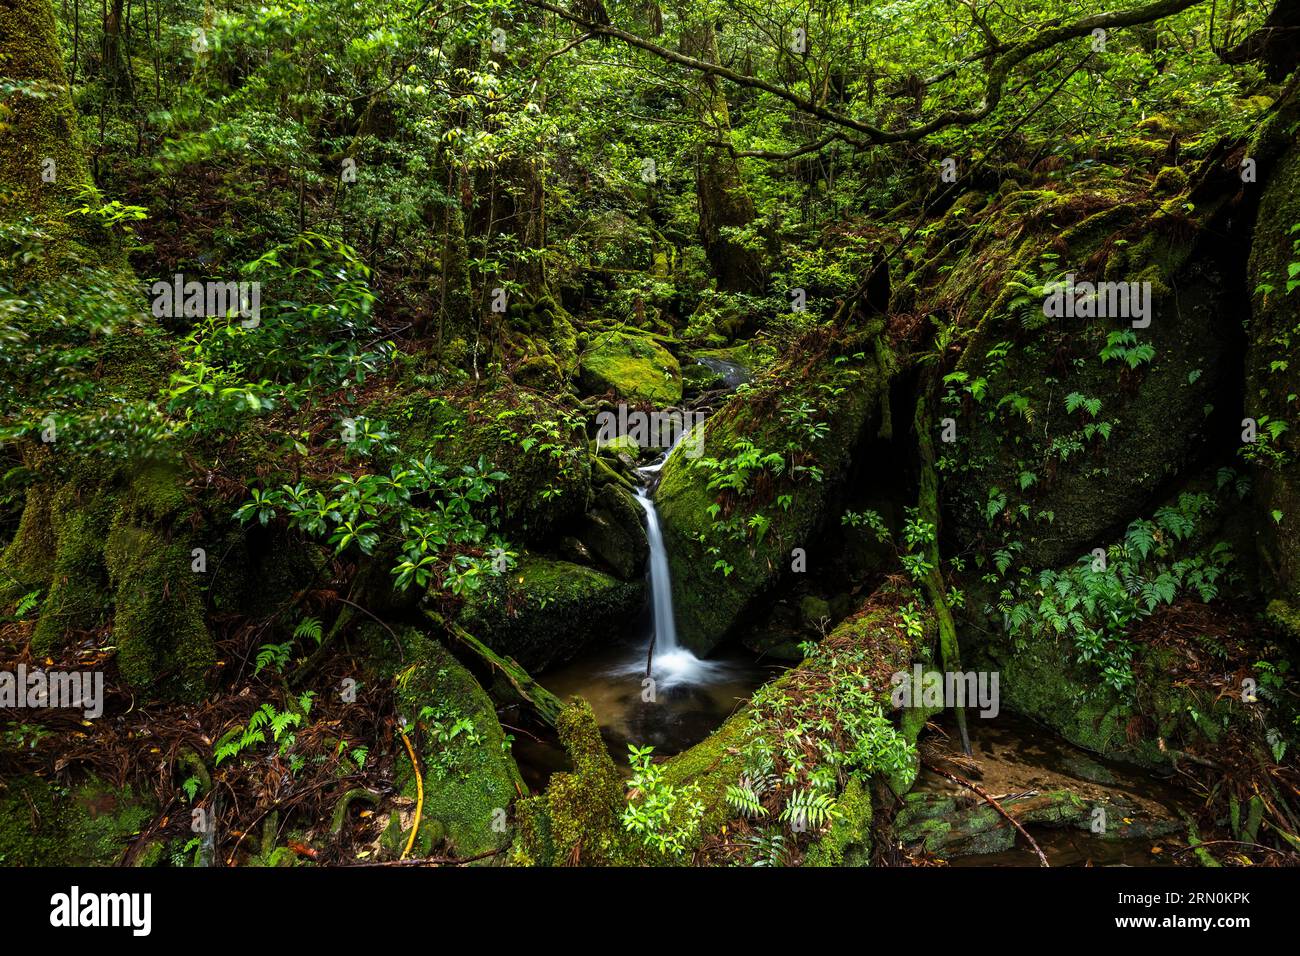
[{"left": 681, "top": 21, "right": 763, "bottom": 292}]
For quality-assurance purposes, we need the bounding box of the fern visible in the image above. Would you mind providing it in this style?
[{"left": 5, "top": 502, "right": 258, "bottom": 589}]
[
  {"left": 13, "top": 589, "right": 40, "bottom": 619},
  {"left": 254, "top": 642, "right": 292, "bottom": 676},
  {"left": 779, "top": 788, "right": 839, "bottom": 830},
  {"left": 293, "top": 616, "right": 323, "bottom": 644}
]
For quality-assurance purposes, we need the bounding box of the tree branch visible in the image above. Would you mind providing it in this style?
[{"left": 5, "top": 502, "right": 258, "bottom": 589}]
[{"left": 524, "top": 0, "right": 1212, "bottom": 144}]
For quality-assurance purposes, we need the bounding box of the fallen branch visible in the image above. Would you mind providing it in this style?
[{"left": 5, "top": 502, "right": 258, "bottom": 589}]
[
  {"left": 923, "top": 759, "right": 1051, "bottom": 867},
  {"left": 398, "top": 728, "right": 424, "bottom": 861},
  {"left": 424, "top": 611, "right": 564, "bottom": 728},
  {"left": 344, "top": 847, "right": 507, "bottom": 867}
]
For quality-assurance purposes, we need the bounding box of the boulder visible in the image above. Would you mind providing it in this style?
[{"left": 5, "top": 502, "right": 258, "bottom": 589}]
[
  {"left": 579, "top": 329, "right": 682, "bottom": 404},
  {"left": 456, "top": 555, "right": 644, "bottom": 671},
  {"left": 656, "top": 321, "right": 894, "bottom": 654},
  {"left": 577, "top": 484, "right": 649, "bottom": 580}
]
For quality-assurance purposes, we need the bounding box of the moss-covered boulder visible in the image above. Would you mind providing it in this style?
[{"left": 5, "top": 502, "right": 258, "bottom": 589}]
[
  {"left": 576, "top": 484, "right": 648, "bottom": 581},
  {"left": 656, "top": 322, "right": 894, "bottom": 654},
  {"left": 366, "top": 626, "right": 525, "bottom": 860},
  {"left": 504, "top": 295, "right": 580, "bottom": 389},
  {"left": 930, "top": 184, "right": 1243, "bottom": 571},
  {"left": 0, "top": 775, "right": 157, "bottom": 866},
  {"left": 652, "top": 591, "right": 921, "bottom": 864},
  {"left": 457, "top": 554, "right": 643, "bottom": 671},
  {"left": 510, "top": 697, "right": 647, "bottom": 866},
  {"left": 379, "top": 383, "right": 591, "bottom": 543},
  {"left": 578, "top": 329, "right": 682, "bottom": 404},
  {"left": 1244, "top": 105, "right": 1300, "bottom": 618}
]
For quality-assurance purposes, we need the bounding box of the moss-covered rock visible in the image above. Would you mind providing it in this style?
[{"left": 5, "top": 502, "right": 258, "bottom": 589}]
[
  {"left": 0, "top": 775, "right": 156, "bottom": 866},
  {"left": 578, "top": 329, "right": 683, "bottom": 404},
  {"left": 1244, "top": 104, "right": 1300, "bottom": 614},
  {"left": 367, "top": 626, "right": 525, "bottom": 860},
  {"left": 804, "top": 777, "right": 873, "bottom": 866},
  {"left": 934, "top": 184, "right": 1242, "bottom": 571},
  {"left": 510, "top": 697, "right": 648, "bottom": 865},
  {"left": 380, "top": 384, "right": 590, "bottom": 543},
  {"left": 576, "top": 484, "right": 648, "bottom": 580},
  {"left": 456, "top": 554, "right": 644, "bottom": 671},
  {"left": 656, "top": 322, "right": 894, "bottom": 654},
  {"left": 656, "top": 592, "right": 919, "bottom": 858}
]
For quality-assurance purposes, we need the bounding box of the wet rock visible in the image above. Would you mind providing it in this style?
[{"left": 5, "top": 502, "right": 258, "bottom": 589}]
[
  {"left": 457, "top": 555, "right": 645, "bottom": 671},
  {"left": 577, "top": 484, "right": 649, "bottom": 581}
]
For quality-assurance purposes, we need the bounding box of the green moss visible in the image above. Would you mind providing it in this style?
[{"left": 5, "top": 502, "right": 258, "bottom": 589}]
[
  {"left": 1245, "top": 111, "right": 1300, "bottom": 603},
  {"left": 373, "top": 627, "right": 525, "bottom": 860},
  {"left": 657, "top": 326, "right": 891, "bottom": 654},
  {"left": 104, "top": 513, "right": 212, "bottom": 698},
  {"left": 803, "top": 777, "right": 873, "bottom": 866},
  {"left": 1153, "top": 166, "right": 1189, "bottom": 195},
  {"left": 0, "top": 775, "right": 156, "bottom": 866},
  {"left": 457, "top": 554, "right": 643, "bottom": 671},
  {"left": 511, "top": 697, "right": 650, "bottom": 866},
  {"left": 0, "top": 481, "right": 56, "bottom": 600},
  {"left": 0, "top": 0, "right": 113, "bottom": 271},
  {"left": 578, "top": 330, "right": 682, "bottom": 403},
  {"left": 941, "top": 183, "right": 1233, "bottom": 570},
  {"left": 30, "top": 485, "right": 113, "bottom": 654}
]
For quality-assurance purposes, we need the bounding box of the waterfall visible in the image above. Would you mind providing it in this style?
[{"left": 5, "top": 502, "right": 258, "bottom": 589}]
[
  {"left": 628, "top": 433, "right": 723, "bottom": 687},
  {"left": 633, "top": 487, "right": 680, "bottom": 658}
]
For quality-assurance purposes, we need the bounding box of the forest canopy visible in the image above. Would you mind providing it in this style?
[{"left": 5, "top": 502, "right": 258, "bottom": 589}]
[{"left": 1, "top": 0, "right": 1299, "bottom": 885}]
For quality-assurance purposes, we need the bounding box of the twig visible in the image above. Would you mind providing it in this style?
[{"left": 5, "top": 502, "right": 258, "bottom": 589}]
[
  {"left": 398, "top": 728, "right": 424, "bottom": 861},
  {"left": 344, "top": 847, "right": 506, "bottom": 867},
  {"left": 923, "top": 759, "right": 1051, "bottom": 867}
]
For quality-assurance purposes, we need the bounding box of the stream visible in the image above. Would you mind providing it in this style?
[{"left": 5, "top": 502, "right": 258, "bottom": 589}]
[
  {"left": 515, "top": 439, "right": 777, "bottom": 786},
  {"left": 515, "top": 391, "right": 1190, "bottom": 867}
]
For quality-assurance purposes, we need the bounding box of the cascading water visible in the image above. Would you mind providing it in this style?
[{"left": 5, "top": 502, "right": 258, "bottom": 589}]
[
  {"left": 515, "top": 409, "right": 770, "bottom": 766},
  {"left": 615, "top": 436, "right": 725, "bottom": 687},
  {"left": 631, "top": 483, "right": 717, "bottom": 686}
]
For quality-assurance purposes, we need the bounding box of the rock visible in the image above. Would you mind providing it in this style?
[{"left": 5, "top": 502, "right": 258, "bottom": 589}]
[
  {"left": 596, "top": 433, "right": 640, "bottom": 459},
  {"left": 579, "top": 329, "right": 682, "bottom": 404},
  {"left": 656, "top": 321, "right": 894, "bottom": 654},
  {"left": 1244, "top": 103, "right": 1300, "bottom": 619},
  {"left": 379, "top": 383, "right": 591, "bottom": 543},
  {"left": 577, "top": 484, "right": 649, "bottom": 581},
  {"left": 932, "top": 186, "right": 1243, "bottom": 571},
  {"left": 368, "top": 627, "right": 526, "bottom": 859},
  {"left": 799, "top": 594, "right": 832, "bottom": 630},
  {"left": 456, "top": 555, "right": 645, "bottom": 671},
  {"left": 0, "top": 775, "right": 158, "bottom": 866},
  {"left": 682, "top": 361, "right": 726, "bottom": 394},
  {"left": 511, "top": 697, "right": 647, "bottom": 865}
]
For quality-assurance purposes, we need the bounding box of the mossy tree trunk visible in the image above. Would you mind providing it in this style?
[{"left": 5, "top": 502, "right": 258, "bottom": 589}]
[
  {"left": 680, "top": 20, "right": 763, "bottom": 293},
  {"left": 0, "top": 0, "right": 109, "bottom": 267},
  {"left": 914, "top": 389, "right": 971, "bottom": 755}
]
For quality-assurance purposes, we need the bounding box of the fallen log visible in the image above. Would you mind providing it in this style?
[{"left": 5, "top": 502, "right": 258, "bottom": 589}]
[{"left": 424, "top": 610, "right": 564, "bottom": 729}]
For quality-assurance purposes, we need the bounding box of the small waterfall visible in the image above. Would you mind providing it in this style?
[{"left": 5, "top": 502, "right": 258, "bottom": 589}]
[
  {"left": 628, "top": 433, "right": 722, "bottom": 687},
  {"left": 634, "top": 487, "right": 680, "bottom": 658}
]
